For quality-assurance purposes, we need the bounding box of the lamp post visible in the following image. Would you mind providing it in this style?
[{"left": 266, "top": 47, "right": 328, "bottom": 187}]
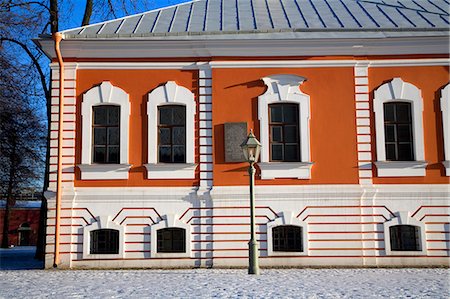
[{"left": 241, "top": 130, "right": 261, "bottom": 275}]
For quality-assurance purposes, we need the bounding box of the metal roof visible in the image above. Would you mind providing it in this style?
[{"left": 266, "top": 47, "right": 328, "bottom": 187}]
[{"left": 61, "top": 0, "right": 449, "bottom": 39}]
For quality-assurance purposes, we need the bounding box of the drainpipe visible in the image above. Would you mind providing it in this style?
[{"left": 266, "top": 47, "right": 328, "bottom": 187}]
[{"left": 53, "top": 32, "right": 64, "bottom": 267}]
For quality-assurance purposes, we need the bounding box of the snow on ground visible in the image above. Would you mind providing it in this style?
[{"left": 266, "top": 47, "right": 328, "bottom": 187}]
[{"left": 1, "top": 248, "right": 449, "bottom": 298}]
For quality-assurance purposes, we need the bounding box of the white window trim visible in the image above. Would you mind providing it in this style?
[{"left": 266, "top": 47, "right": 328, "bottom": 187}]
[
  {"left": 441, "top": 84, "right": 450, "bottom": 176},
  {"left": 267, "top": 211, "right": 308, "bottom": 256},
  {"left": 383, "top": 212, "right": 426, "bottom": 256},
  {"left": 258, "top": 74, "right": 312, "bottom": 179},
  {"left": 83, "top": 216, "right": 124, "bottom": 259},
  {"left": 150, "top": 214, "right": 192, "bottom": 258},
  {"left": 145, "top": 81, "right": 197, "bottom": 179},
  {"left": 373, "top": 78, "right": 427, "bottom": 177},
  {"left": 79, "top": 81, "right": 131, "bottom": 180}
]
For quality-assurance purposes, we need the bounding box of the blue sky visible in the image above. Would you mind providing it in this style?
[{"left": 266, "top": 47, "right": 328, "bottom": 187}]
[{"left": 62, "top": 0, "right": 192, "bottom": 31}]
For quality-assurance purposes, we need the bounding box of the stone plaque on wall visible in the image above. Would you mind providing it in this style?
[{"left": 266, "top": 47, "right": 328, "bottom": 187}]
[{"left": 224, "top": 122, "right": 248, "bottom": 162}]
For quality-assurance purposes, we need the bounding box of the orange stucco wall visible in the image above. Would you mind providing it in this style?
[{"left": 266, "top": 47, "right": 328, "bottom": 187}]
[
  {"left": 212, "top": 67, "right": 360, "bottom": 186},
  {"left": 370, "top": 65, "right": 450, "bottom": 184},
  {"left": 75, "top": 69, "right": 199, "bottom": 187}
]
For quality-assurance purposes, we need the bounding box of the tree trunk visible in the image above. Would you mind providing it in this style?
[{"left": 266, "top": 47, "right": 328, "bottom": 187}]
[
  {"left": 1, "top": 138, "right": 17, "bottom": 248},
  {"left": 82, "top": 0, "right": 93, "bottom": 26}
]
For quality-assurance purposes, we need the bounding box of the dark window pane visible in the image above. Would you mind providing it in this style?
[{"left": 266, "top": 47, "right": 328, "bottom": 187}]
[
  {"left": 285, "top": 144, "right": 299, "bottom": 161},
  {"left": 283, "top": 105, "right": 297, "bottom": 123},
  {"left": 159, "top": 146, "right": 171, "bottom": 163},
  {"left": 271, "top": 126, "right": 282, "bottom": 142},
  {"left": 398, "top": 143, "right": 413, "bottom": 161},
  {"left": 93, "top": 146, "right": 106, "bottom": 163},
  {"left": 159, "top": 107, "right": 172, "bottom": 125},
  {"left": 397, "top": 124, "right": 412, "bottom": 142},
  {"left": 159, "top": 128, "right": 171, "bottom": 145},
  {"left": 173, "top": 127, "right": 185, "bottom": 145},
  {"left": 157, "top": 228, "right": 186, "bottom": 253},
  {"left": 90, "top": 229, "right": 119, "bottom": 254},
  {"left": 173, "top": 146, "right": 185, "bottom": 163},
  {"left": 284, "top": 125, "right": 298, "bottom": 143},
  {"left": 390, "top": 225, "right": 420, "bottom": 251},
  {"left": 384, "top": 124, "right": 396, "bottom": 142},
  {"left": 108, "top": 146, "right": 119, "bottom": 164},
  {"left": 273, "top": 225, "right": 303, "bottom": 252},
  {"left": 107, "top": 106, "right": 119, "bottom": 125},
  {"left": 108, "top": 127, "right": 119, "bottom": 145},
  {"left": 385, "top": 143, "right": 396, "bottom": 161},
  {"left": 271, "top": 144, "right": 283, "bottom": 161},
  {"left": 270, "top": 105, "right": 282, "bottom": 122},
  {"left": 384, "top": 103, "right": 395, "bottom": 122},
  {"left": 94, "top": 106, "right": 107, "bottom": 125},
  {"left": 173, "top": 106, "right": 186, "bottom": 125},
  {"left": 94, "top": 128, "right": 107, "bottom": 145},
  {"left": 396, "top": 103, "right": 411, "bottom": 122}
]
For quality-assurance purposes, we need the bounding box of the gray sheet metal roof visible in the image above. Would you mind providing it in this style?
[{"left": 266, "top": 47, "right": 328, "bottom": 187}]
[{"left": 62, "top": 0, "right": 449, "bottom": 39}]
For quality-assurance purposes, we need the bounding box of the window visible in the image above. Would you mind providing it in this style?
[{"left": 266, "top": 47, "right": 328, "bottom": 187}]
[
  {"left": 384, "top": 102, "right": 413, "bottom": 161},
  {"left": 146, "top": 81, "right": 197, "bottom": 179},
  {"left": 90, "top": 229, "right": 119, "bottom": 254},
  {"left": 269, "top": 104, "right": 300, "bottom": 162},
  {"left": 79, "top": 81, "right": 131, "bottom": 180},
  {"left": 158, "top": 105, "right": 186, "bottom": 163},
  {"left": 157, "top": 228, "right": 186, "bottom": 253},
  {"left": 389, "top": 225, "right": 421, "bottom": 251},
  {"left": 258, "top": 75, "right": 312, "bottom": 179},
  {"left": 373, "top": 78, "right": 426, "bottom": 177},
  {"left": 92, "top": 105, "right": 120, "bottom": 164},
  {"left": 441, "top": 84, "right": 449, "bottom": 176},
  {"left": 272, "top": 225, "right": 303, "bottom": 252}
]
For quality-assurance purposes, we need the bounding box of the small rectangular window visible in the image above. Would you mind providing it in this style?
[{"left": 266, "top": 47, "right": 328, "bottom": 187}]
[
  {"left": 158, "top": 106, "right": 186, "bottom": 163},
  {"left": 390, "top": 225, "right": 421, "bottom": 251},
  {"left": 90, "top": 229, "right": 119, "bottom": 254},
  {"left": 157, "top": 228, "right": 186, "bottom": 253},
  {"left": 269, "top": 104, "right": 300, "bottom": 162},
  {"left": 383, "top": 102, "right": 414, "bottom": 161},
  {"left": 273, "top": 225, "right": 303, "bottom": 252},
  {"left": 92, "top": 105, "right": 120, "bottom": 164}
]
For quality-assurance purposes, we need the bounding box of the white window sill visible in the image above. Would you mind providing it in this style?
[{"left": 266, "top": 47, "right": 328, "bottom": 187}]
[
  {"left": 386, "top": 250, "right": 426, "bottom": 256},
  {"left": 443, "top": 161, "right": 450, "bottom": 176},
  {"left": 78, "top": 164, "right": 131, "bottom": 180},
  {"left": 144, "top": 163, "right": 197, "bottom": 179},
  {"left": 375, "top": 161, "right": 427, "bottom": 177},
  {"left": 258, "top": 162, "right": 313, "bottom": 180},
  {"left": 82, "top": 253, "right": 124, "bottom": 260}
]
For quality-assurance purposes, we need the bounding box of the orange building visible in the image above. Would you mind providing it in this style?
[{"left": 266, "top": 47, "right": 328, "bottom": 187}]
[{"left": 37, "top": 0, "right": 449, "bottom": 269}]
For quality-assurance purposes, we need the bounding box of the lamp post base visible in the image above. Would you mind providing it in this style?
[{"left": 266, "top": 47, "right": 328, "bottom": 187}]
[{"left": 248, "top": 239, "right": 260, "bottom": 275}]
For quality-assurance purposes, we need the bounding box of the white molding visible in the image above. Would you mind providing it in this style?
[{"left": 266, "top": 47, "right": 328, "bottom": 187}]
[
  {"left": 266, "top": 211, "right": 308, "bottom": 257},
  {"left": 57, "top": 59, "right": 450, "bottom": 71},
  {"left": 38, "top": 36, "right": 449, "bottom": 59},
  {"left": 147, "top": 81, "right": 196, "bottom": 179},
  {"left": 258, "top": 75, "right": 311, "bottom": 180},
  {"left": 150, "top": 214, "right": 192, "bottom": 258},
  {"left": 374, "top": 161, "right": 427, "bottom": 177},
  {"left": 78, "top": 164, "right": 131, "bottom": 180},
  {"left": 440, "top": 84, "right": 450, "bottom": 176},
  {"left": 82, "top": 215, "right": 125, "bottom": 259},
  {"left": 373, "top": 78, "right": 426, "bottom": 177},
  {"left": 144, "top": 163, "right": 197, "bottom": 179},
  {"left": 81, "top": 81, "right": 131, "bottom": 179},
  {"left": 258, "top": 162, "right": 313, "bottom": 180},
  {"left": 383, "top": 212, "right": 426, "bottom": 256}
]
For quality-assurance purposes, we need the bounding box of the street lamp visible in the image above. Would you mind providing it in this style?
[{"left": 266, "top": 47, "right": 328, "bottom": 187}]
[{"left": 240, "top": 130, "right": 261, "bottom": 275}]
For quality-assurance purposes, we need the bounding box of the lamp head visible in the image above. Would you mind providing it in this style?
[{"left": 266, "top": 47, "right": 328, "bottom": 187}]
[{"left": 240, "top": 130, "right": 261, "bottom": 163}]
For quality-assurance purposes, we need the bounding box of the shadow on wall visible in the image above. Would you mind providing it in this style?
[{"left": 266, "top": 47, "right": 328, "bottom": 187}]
[{"left": 0, "top": 246, "right": 43, "bottom": 270}]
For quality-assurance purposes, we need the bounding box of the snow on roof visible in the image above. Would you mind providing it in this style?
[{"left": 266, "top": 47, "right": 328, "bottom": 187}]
[
  {"left": 0, "top": 200, "right": 41, "bottom": 209},
  {"left": 61, "top": 0, "right": 450, "bottom": 39}
]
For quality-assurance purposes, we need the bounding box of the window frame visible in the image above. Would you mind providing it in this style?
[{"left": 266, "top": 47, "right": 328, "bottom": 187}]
[
  {"left": 92, "top": 105, "right": 121, "bottom": 164},
  {"left": 383, "top": 102, "right": 414, "bottom": 162},
  {"left": 157, "top": 105, "right": 187, "bottom": 164},
  {"left": 146, "top": 81, "right": 197, "bottom": 179},
  {"left": 150, "top": 214, "right": 192, "bottom": 258},
  {"left": 383, "top": 212, "right": 426, "bottom": 256},
  {"left": 83, "top": 216, "right": 124, "bottom": 259},
  {"left": 272, "top": 225, "right": 303, "bottom": 252},
  {"left": 266, "top": 211, "right": 308, "bottom": 257},
  {"left": 373, "top": 78, "right": 427, "bottom": 177},
  {"left": 156, "top": 227, "right": 186, "bottom": 253},
  {"left": 389, "top": 225, "right": 421, "bottom": 252},
  {"left": 441, "top": 84, "right": 450, "bottom": 176},
  {"left": 79, "top": 81, "right": 131, "bottom": 180},
  {"left": 258, "top": 75, "right": 312, "bottom": 180}
]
